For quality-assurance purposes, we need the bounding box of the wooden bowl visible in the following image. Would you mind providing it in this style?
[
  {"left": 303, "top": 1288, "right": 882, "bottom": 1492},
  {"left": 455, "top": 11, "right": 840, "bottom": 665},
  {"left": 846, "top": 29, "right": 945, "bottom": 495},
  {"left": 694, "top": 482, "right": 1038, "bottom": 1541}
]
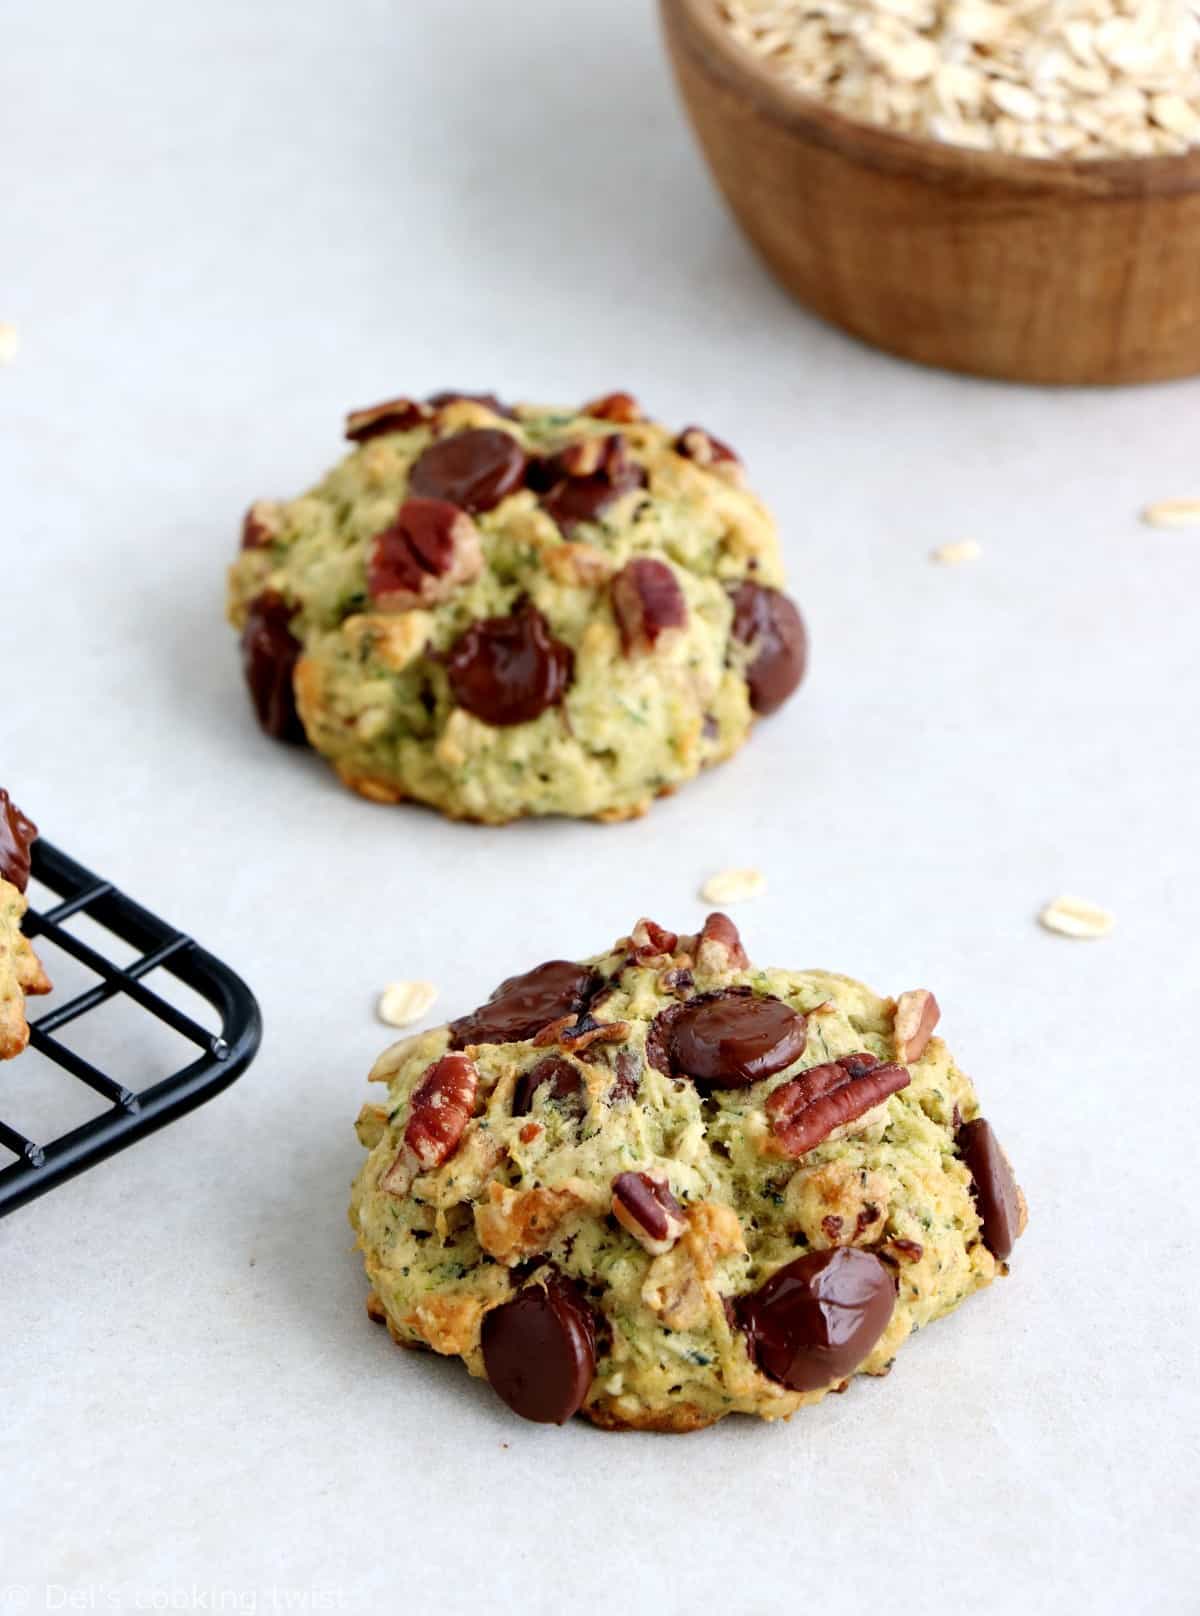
[{"left": 661, "top": 0, "right": 1200, "bottom": 384}]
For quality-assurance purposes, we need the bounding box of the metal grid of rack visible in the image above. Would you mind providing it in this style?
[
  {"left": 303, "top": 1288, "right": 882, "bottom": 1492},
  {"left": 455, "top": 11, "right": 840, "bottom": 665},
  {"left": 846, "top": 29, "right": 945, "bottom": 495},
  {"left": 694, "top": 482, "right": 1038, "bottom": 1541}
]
[{"left": 0, "top": 839, "right": 261, "bottom": 1216}]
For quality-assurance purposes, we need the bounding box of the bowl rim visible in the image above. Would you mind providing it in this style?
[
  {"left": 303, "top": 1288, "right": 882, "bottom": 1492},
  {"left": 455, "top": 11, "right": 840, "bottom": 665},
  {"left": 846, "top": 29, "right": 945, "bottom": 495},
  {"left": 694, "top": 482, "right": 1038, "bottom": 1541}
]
[{"left": 665, "top": 0, "right": 1200, "bottom": 197}]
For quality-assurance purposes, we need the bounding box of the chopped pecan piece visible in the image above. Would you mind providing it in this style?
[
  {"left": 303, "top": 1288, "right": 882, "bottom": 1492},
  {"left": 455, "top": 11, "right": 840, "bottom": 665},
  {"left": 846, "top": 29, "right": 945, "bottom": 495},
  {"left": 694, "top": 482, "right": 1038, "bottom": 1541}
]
[
  {"left": 657, "top": 966, "right": 694, "bottom": 999},
  {"left": 892, "top": 989, "right": 941, "bottom": 1064},
  {"left": 628, "top": 917, "right": 680, "bottom": 964},
  {"left": 674, "top": 425, "right": 743, "bottom": 477},
  {"left": 539, "top": 433, "right": 646, "bottom": 534},
  {"left": 531, "top": 1011, "right": 630, "bottom": 1053},
  {"left": 611, "top": 558, "right": 688, "bottom": 655},
  {"left": 785, "top": 1160, "right": 890, "bottom": 1248},
  {"left": 608, "top": 1048, "right": 641, "bottom": 1105},
  {"left": 612, "top": 1170, "right": 687, "bottom": 1255},
  {"left": 367, "top": 497, "right": 482, "bottom": 611},
  {"left": 474, "top": 1182, "right": 581, "bottom": 1265},
  {"left": 581, "top": 391, "right": 643, "bottom": 423},
  {"left": 880, "top": 1238, "right": 924, "bottom": 1264},
  {"left": 765, "top": 1054, "right": 910, "bottom": 1158},
  {"left": 345, "top": 397, "right": 432, "bottom": 442},
  {"left": 240, "top": 499, "right": 283, "bottom": 551},
  {"left": 380, "top": 1053, "right": 479, "bottom": 1197}
]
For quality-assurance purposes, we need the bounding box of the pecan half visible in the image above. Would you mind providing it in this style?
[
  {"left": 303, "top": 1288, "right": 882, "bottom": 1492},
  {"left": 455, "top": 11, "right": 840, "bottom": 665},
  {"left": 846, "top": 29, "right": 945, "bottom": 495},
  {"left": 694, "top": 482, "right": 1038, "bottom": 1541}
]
[
  {"left": 367, "top": 497, "right": 482, "bottom": 611},
  {"left": 380, "top": 1053, "right": 479, "bottom": 1197},
  {"left": 581, "top": 391, "right": 643, "bottom": 423},
  {"left": 765, "top": 1054, "right": 910, "bottom": 1158},
  {"left": 694, "top": 911, "right": 749, "bottom": 973},
  {"left": 612, "top": 1171, "right": 687, "bottom": 1255},
  {"left": 345, "top": 397, "right": 432, "bottom": 442},
  {"left": 611, "top": 558, "right": 688, "bottom": 655},
  {"left": 892, "top": 989, "right": 941, "bottom": 1065}
]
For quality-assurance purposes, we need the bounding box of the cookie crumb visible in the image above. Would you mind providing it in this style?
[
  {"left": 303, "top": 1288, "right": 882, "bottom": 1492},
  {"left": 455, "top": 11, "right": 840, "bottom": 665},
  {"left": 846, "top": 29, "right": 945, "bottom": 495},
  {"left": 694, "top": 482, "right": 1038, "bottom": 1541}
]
[
  {"left": 930, "top": 539, "right": 982, "bottom": 565},
  {"left": 1038, "top": 895, "right": 1115, "bottom": 940},
  {"left": 0, "top": 323, "right": 19, "bottom": 365},
  {"left": 700, "top": 867, "right": 766, "bottom": 905},
  {"left": 1141, "top": 498, "right": 1200, "bottom": 529},
  {"left": 378, "top": 979, "right": 439, "bottom": 1028}
]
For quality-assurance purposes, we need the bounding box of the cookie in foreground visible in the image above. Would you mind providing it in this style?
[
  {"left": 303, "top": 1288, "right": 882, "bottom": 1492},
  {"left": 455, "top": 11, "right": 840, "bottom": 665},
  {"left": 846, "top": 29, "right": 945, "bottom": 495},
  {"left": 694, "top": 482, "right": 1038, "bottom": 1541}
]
[
  {"left": 350, "top": 914, "right": 1025, "bottom": 1430},
  {"left": 0, "top": 789, "right": 51, "bottom": 1059},
  {"left": 227, "top": 390, "right": 806, "bottom": 824}
]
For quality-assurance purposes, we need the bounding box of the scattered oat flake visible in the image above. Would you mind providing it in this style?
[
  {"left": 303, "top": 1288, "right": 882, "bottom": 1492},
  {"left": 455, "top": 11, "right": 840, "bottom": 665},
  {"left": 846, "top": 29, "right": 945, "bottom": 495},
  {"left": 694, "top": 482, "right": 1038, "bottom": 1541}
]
[
  {"left": 1038, "top": 896, "right": 1115, "bottom": 940},
  {"left": 377, "top": 979, "right": 439, "bottom": 1027},
  {"left": 0, "top": 324, "right": 19, "bottom": 365},
  {"left": 700, "top": 867, "right": 767, "bottom": 905},
  {"left": 1141, "top": 497, "right": 1200, "bottom": 529},
  {"left": 931, "top": 538, "right": 982, "bottom": 565}
]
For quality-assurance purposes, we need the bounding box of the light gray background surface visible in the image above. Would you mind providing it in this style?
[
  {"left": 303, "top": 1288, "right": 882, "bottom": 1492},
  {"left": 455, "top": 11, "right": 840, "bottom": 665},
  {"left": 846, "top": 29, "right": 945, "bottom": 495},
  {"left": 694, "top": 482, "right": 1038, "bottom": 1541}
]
[{"left": 3, "top": 2, "right": 1198, "bottom": 1612}]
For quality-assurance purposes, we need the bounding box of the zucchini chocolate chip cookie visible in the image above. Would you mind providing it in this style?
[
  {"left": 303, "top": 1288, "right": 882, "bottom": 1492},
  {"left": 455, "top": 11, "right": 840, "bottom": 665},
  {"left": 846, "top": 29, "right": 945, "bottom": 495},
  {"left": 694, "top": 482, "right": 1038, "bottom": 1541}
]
[
  {"left": 227, "top": 390, "right": 806, "bottom": 823},
  {"left": 0, "top": 789, "right": 51, "bottom": 1059},
  {"left": 350, "top": 914, "right": 1026, "bottom": 1430}
]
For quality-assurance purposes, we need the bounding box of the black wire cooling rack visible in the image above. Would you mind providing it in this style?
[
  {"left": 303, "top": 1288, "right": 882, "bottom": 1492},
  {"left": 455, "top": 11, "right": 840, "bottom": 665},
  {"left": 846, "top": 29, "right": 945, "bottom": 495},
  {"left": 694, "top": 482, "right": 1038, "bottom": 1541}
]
[{"left": 0, "top": 839, "right": 262, "bottom": 1216}]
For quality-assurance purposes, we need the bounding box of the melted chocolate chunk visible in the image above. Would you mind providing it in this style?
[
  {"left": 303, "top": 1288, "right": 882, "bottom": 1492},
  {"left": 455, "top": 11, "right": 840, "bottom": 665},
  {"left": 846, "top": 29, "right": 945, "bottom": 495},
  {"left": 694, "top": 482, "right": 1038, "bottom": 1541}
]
[
  {"left": 512, "top": 1056, "right": 585, "bottom": 1118},
  {"left": 240, "top": 592, "right": 307, "bottom": 744},
  {"left": 448, "top": 960, "right": 599, "bottom": 1049},
  {"left": 408, "top": 428, "right": 527, "bottom": 513},
  {"left": 728, "top": 582, "right": 807, "bottom": 716},
  {"left": 736, "top": 1248, "right": 896, "bottom": 1392},
  {"left": 445, "top": 603, "right": 573, "bottom": 727},
  {"left": 0, "top": 789, "right": 37, "bottom": 893},
  {"left": 481, "top": 1272, "right": 596, "bottom": 1424},
  {"left": 957, "top": 1118, "right": 1022, "bottom": 1261},
  {"left": 665, "top": 989, "right": 807, "bottom": 1087}
]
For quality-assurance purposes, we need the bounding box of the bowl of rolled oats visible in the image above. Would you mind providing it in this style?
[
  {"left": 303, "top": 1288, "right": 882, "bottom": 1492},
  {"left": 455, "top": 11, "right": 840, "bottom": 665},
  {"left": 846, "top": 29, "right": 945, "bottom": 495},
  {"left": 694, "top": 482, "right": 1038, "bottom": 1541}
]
[{"left": 661, "top": 0, "right": 1200, "bottom": 382}]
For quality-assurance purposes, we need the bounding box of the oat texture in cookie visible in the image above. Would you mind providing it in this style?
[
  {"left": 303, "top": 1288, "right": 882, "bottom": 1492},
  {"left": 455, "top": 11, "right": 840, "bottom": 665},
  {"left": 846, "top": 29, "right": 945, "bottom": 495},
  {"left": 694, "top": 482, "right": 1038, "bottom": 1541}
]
[
  {"left": 227, "top": 391, "right": 807, "bottom": 824},
  {"left": 350, "top": 913, "right": 1027, "bottom": 1429},
  {"left": 0, "top": 788, "right": 51, "bottom": 1059}
]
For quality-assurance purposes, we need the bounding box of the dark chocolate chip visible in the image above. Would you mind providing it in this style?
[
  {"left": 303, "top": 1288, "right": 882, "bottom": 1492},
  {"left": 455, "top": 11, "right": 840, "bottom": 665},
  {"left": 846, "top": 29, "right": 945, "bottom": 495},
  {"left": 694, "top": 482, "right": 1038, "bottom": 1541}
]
[
  {"left": 0, "top": 789, "right": 37, "bottom": 893},
  {"left": 408, "top": 428, "right": 527, "bottom": 513},
  {"left": 240, "top": 592, "right": 307, "bottom": 744},
  {"left": 512, "top": 1056, "right": 585, "bottom": 1118},
  {"left": 448, "top": 961, "right": 599, "bottom": 1049},
  {"left": 728, "top": 582, "right": 807, "bottom": 716},
  {"left": 957, "top": 1118, "right": 1022, "bottom": 1261},
  {"left": 445, "top": 603, "right": 573, "bottom": 727},
  {"left": 668, "top": 989, "right": 807, "bottom": 1087},
  {"left": 481, "top": 1272, "right": 596, "bottom": 1424},
  {"left": 736, "top": 1247, "right": 896, "bottom": 1392}
]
